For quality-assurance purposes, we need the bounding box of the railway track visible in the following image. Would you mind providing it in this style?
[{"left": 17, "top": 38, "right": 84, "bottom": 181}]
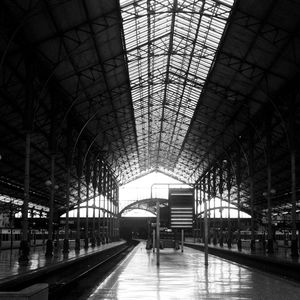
[
  {"left": 50, "top": 240, "right": 139, "bottom": 299},
  {"left": 0, "top": 240, "right": 139, "bottom": 299}
]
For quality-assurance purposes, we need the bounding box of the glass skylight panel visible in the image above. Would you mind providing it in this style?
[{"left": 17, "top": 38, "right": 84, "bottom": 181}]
[{"left": 120, "top": 0, "right": 234, "bottom": 178}]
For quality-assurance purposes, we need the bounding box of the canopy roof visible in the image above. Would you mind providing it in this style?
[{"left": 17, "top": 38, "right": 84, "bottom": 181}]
[
  {"left": 121, "top": 0, "right": 233, "bottom": 179},
  {"left": 0, "top": 0, "right": 299, "bottom": 219}
]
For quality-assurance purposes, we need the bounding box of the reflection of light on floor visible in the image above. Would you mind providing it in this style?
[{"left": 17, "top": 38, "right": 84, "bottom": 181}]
[
  {"left": 0, "top": 241, "right": 125, "bottom": 282},
  {"left": 88, "top": 242, "right": 300, "bottom": 300}
]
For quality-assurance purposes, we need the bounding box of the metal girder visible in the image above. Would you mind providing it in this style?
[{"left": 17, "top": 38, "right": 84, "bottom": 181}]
[
  {"left": 119, "top": 198, "right": 168, "bottom": 216},
  {"left": 1, "top": 0, "right": 300, "bottom": 221},
  {"left": 121, "top": 0, "right": 233, "bottom": 181}
]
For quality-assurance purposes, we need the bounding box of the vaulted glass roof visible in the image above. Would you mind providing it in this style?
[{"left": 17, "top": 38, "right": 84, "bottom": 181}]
[
  {"left": 1, "top": 0, "right": 299, "bottom": 220},
  {"left": 120, "top": 0, "right": 234, "bottom": 179}
]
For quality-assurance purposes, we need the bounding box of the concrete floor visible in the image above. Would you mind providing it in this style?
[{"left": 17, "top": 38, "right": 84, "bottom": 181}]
[
  {"left": 88, "top": 241, "right": 300, "bottom": 300},
  {"left": 0, "top": 240, "right": 125, "bottom": 282}
]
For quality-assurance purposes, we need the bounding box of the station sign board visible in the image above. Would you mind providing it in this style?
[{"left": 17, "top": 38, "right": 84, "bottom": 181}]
[{"left": 169, "top": 188, "right": 194, "bottom": 229}]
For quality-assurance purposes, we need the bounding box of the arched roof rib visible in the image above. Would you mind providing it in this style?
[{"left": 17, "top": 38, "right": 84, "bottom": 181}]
[
  {"left": 0, "top": 0, "right": 137, "bottom": 213},
  {"left": 0, "top": 0, "right": 300, "bottom": 218},
  {"left": 189, "top": 0, "right": 300, "bottom": 216}
]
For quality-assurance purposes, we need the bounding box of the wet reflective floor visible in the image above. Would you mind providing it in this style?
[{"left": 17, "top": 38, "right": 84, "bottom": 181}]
[
  {"left": 88, "top": 241, "right": 300, "bottom": 300},
  {"left": 0, "top": 240, "right": 125, "bottom": 282},
  {"left": 185, "top": 237, "right": 300, "bottom": 264}
]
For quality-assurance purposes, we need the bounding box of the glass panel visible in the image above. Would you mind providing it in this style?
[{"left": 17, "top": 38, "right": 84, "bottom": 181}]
[{"left": 120, "top": 0, "right": 234, "bottom": 178}]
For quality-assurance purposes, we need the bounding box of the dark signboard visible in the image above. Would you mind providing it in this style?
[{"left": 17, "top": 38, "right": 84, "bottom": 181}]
[{"left": 169, "top": 188, "right": 194, "bottom": 229}]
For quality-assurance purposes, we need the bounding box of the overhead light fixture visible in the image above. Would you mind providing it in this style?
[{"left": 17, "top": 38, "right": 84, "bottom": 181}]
[
  {"left": 45, "top": 180, "right": 52, "bottom": 187},
  {"left": 45, "top": 180, "right": 58, "bottom": 190}
]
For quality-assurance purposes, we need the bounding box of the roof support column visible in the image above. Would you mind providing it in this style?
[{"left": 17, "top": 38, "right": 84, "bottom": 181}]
[
  {"left": 103, "top": 195, "right": 106, "bottom": 244},
  {"left": 46, "top": 94, "right": 59, "bottom": 258},
  {"left": 19, "top": 53, "right": 36, "bottom": 264},
  {"left": 198, "top": 182, "right": 203, "bottom": 243},
  {"left": 194, "top": 183, "right": 199, "bottom": 243},
  {"left": 108, "top": 175, "right": 113, "bottom": 241},
  {"left": 104, "top": 168, "right": 109, "bottom": 243},
  {"left": 112, "top": 198, "right": 115, "bottom": 241},
  {"left": 219, "top": 162, "right": 224, "bottom": 248},
  {"left": 111, "top": 199, "right": 114, "bottom": 241},
  {"left": 289, "top": 97, "right": 299, "bottom": 257},
  {"left": 98, "top": 160, "right": 104, "bottom": 244},
  {"left": 236, "top": 149, "right": 242, "bottom": 252},
  {"left": 266, "top": 109, "right": 274, "bottom": 254},
  {"left": 91, "top": 189, "right": 96, "bottom": 247},
  {"left": 207, "top": 171, "right": 211, "bottom": 245},
  {"left": 111, "top": 200, "right": 114, "bottom": 241},
  {"left": 102, "top": 167, "right": 105, "bottom": 243},
  {"left": 19, "top": 132, "right": 31, "bottom": 263},
  {"left": 84, "top": 152, "right": 91, "bottom": 249},
  {"left": 115, "top": 184, "right": 118, "bottom": 241},
  {"left": 105, "top": 196, "right": 109, "bottom": 243},
  {"left": 63, "top": 124, "right": 72, "bottom": 254},
  {"left": 63, "top": 166, "right": 70, "bottom": 254},
  {"left": 108, "top": 177, "right": 111, "bottom": 241},
  {"left": 249, "top": 131, "right": 256, "bottom": 252},
  {"left": 212, "top": 168, "right": 217, "bottom": 246},
  {"left": 203, "top": 177, "right": 208, "bottom": 266},
  {"left": 113, "top": 182, "right": 115, "bottom": 241},
  {"left": 116, "top": 186, "right": 120, "bottom": 240},
  {"left": 97, "top": 196, "right": 101, "bottom": 246},
  {"left": 75, "top": 178, "right": 81, "bottom": 252},
  {"left": 92, "top": 158, "right": 98, "bottom": 247},
  {"left": 45, "top": 154, "right": 56, "bottom": 257},
  {"left": 75, "top": 142, "right": 84, "bottom": 252},
  {"left": 226, "top": 161, "right": 232, "bottom": 249}
]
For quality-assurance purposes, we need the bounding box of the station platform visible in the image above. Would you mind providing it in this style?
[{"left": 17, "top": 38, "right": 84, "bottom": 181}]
[
  {"left": 184, "top": 239, "right": 300, "bottom": 282},
  {"left": 185, "top": 237, "right": 300, "bottom": 264},
  {"left": 87, "top": 241, "right": 300, "bottom": 299},
  {"left": 0, "top": 240, "right": 125, "bottom": 284}
]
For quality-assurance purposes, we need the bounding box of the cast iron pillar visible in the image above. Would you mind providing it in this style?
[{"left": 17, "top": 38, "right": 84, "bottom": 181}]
[
  {"left": 207, "top": 171, "right": 211, "bottom": 245},
  {"left": 226, "top": 161, "right": 232, "bottom": 249},
  {"left": 19, "top": 133, "right": 31, "bottom": 263},
  {"left": 45, "top": 154, "right": 56, "bottom": 257},
  {"left": 19, "top": 54, "right": 35, "bottom": 263},
  {"left": 84, "top": 153, "right": 91, "bottom": 250},
  {"left": 249, "top": 131, "right": 256, "bottom": 252},
  {"left": 212, "top": 168, "right": 217, "bottom": 245},
  {"left": 236, "top": 150, "right": 242, "bottom": 252},
  {"left": 91, "top": 159, "right": 98, "bottom": 247},
  {"left": 63, "top": 167, "right": 70, "bottom": 254},
  {"left": 266, "top": 111, "right": 274, "bottom": 254},
  {"left": 218, "top": 161, "right": 224, "bottom": 248},
  {"left": 289, "top": 97, "right": 299, "bottom": 257}
]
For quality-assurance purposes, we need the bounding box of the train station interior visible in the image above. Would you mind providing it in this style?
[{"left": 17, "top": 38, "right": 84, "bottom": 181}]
[{"left": 0, "top": 0, "right": 300, "bottom": 299}]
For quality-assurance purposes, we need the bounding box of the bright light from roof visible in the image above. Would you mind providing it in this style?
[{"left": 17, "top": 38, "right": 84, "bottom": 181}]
[
  {"left": 122, "top": 209, "right": 155, "bottom": 217},
  {"left": 120, "top": 172, "right": 183, "bottom": 201},
  {"left": 196, "top": 197, "right": 251, "bottom": 219},
  {"left": 118, "top": 171, "right": 249, "bottom": 218},
  {"left": 120, "top": 0, "right": 234, "bottom": 179},
  {"left": 119, "top": 171, "right": 187, "bottom": 216}
]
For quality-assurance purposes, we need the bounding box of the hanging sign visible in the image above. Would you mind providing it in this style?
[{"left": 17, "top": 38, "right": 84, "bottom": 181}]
[{"left": 169, "top": 188, "right": 194, "bottom": 229}]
